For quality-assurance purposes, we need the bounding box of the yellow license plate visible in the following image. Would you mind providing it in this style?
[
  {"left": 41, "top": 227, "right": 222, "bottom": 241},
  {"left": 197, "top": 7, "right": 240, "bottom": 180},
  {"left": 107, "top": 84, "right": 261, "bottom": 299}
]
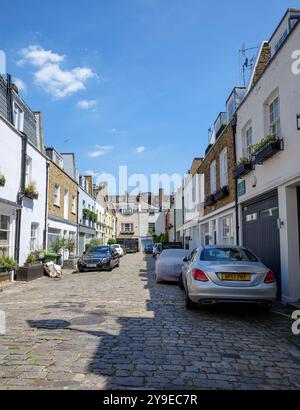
[{"left": 221, "top": 273, "right": 251, "bottom": 281}]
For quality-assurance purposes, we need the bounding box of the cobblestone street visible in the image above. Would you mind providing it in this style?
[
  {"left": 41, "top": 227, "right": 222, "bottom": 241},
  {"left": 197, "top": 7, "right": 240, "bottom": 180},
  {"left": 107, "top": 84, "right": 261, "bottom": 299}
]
[{"left": 0, "top": 253, "right": 300, "bottom": 390}]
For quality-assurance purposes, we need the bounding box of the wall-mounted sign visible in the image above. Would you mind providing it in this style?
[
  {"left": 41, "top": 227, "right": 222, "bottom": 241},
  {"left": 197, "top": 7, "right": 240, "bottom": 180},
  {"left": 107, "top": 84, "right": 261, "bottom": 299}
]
[{"left": 238, "top": 180, "right": 246, "bottom": 197}]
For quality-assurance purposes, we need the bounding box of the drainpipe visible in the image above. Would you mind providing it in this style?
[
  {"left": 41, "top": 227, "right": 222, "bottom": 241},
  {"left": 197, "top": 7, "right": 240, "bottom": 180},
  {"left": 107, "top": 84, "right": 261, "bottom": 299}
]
[
  {"left": 232, "top": 114, "right": 240, "bottom": 246},
  {"left": 6, "top": 74, "right": 13, "bottom": 124},
  {"left": 14, "top": 132, "right": 28, "bottom": 265},
  {"left": 76, "top": 189, "right": 79, "bottom": 256},
  {"left": 43, "top": 161, "right": 50, "bottom": 250}
]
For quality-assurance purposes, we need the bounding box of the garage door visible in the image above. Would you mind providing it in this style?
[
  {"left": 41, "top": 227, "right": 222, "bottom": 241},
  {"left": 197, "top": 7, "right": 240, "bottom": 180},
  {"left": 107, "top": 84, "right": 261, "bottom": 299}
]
[{"left": 242, "top": 193, "right": 281, "bottom": 297}]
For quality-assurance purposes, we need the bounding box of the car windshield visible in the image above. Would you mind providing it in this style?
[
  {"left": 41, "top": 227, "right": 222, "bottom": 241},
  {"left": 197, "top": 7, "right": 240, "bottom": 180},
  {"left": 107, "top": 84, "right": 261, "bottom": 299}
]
[
  {"left": 201, "top": 248, "right": 258, "bottom": 262},
  {"left": 89, "top": 247, "right": 110, "bottom": 255}
]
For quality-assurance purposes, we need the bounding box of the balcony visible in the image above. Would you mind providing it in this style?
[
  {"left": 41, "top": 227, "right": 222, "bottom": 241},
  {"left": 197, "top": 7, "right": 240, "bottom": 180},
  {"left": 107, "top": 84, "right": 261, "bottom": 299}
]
[
  {"left": 251, "top": 137, "right": 284, "bottom": 164},
  {"left": 214, "top": 185, "right": 229, "bottom": 201},
  {"left": 233, "top": 160, "right": 254, "bottom": 179}
]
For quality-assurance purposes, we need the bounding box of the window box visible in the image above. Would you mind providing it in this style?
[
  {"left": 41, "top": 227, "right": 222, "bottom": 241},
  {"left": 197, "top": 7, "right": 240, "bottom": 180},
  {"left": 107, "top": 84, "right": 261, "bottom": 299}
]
[
  {"left": 214, "top": 185, "right": 229, "bottom": 201},
  {"left": 233, "top": 161, "right": 254, "bottom": 179},
  {"left": 251, "top": 138, "right": 283, "bottom": 164},
  {"left": 120, "top": 231, "right": 135, "bottom": 235},
  {"left": 25, "top": 182, "right": 39, "bottom": 200},
  {"left": 25, "top": 191, "right": 39, "bottom": 200},
  {"left": 0, "top": 175, "right": 5, "bottom": 187},
  {"left": 204, "top": 194, "right": 216, "bottom": 207}
]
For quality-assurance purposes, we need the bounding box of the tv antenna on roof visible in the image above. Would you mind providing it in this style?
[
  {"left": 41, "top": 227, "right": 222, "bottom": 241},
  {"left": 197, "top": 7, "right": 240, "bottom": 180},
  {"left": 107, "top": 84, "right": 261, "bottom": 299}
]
[{"left": 239, "top": 43, "right": 259, "bottom": 87}]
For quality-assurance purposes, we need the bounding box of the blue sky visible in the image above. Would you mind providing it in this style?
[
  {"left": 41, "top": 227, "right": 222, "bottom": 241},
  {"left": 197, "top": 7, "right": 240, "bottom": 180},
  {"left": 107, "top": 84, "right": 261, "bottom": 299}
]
[{"left": 0, "top": 0, "right": 298, "bottom": 193}]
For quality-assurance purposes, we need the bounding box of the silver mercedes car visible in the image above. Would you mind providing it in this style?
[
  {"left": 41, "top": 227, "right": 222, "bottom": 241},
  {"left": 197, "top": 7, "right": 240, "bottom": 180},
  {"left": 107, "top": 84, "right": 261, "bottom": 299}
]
[{"left": 179, "top": 245, "right": 277, "bottom": 310}]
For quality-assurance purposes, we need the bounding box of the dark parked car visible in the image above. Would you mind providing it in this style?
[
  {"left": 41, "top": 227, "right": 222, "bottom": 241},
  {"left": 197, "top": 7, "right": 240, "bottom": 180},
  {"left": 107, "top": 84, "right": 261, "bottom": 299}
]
[
  {"left": 78, "top": 246, "right": 120, "bottom": 272},
  {"left": 144, "top": 243, "right": 154, "bottom": 254}
]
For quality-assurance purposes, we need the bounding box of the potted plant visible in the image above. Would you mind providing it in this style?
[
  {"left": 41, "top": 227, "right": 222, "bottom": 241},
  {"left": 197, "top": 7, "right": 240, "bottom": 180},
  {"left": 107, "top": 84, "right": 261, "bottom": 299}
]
[
  {"left": 16, "top": 254, "right": 44, "bottom": 282},
  {"left": 24, "top": 182, "right": 39, "bottom": 200},
  {"left": 48, "top": 237, "right": 65, "bottom": 266},
  {"left": 233, "top": 157, "right": 254, "bottom": 179},
  {"left": 0, "top": 257, "right": 18, "bottom": 282},
  {"left": 63, "top": 238, "right": 77, "bottom": 269},
  {"left": 0, "top": 175, "right": 6, "bottom": 187}
]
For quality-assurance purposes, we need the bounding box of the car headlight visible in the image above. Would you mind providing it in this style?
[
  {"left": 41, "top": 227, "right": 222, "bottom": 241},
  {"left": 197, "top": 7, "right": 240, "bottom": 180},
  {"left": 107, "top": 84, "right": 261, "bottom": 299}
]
[{"left": 102, "top": 258, "right": 109, "bottom": 263}]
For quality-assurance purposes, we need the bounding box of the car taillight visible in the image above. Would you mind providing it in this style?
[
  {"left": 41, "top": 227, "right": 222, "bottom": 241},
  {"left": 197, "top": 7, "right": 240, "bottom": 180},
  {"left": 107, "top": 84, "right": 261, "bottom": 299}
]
[
  {"left": 192, "top": 268, "right": 209, "bottom": 282},
  {"left": 264, "top": 271, "right": 276, "bottom": 283}
]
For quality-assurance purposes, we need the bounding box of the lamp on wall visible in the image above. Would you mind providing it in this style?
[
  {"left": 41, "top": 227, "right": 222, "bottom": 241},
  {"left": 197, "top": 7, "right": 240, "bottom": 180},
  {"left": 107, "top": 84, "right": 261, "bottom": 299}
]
[{"left": 297, "top": 114, "right": 300, "bottom": 131}]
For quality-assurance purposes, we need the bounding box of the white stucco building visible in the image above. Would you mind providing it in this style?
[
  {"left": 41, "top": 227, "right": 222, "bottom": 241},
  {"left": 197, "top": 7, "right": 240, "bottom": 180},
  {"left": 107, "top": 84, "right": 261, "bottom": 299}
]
[
  {"left": 78, "top": 176, "right": 96, "bottom": 255},
  {"left": 0, "top": 75, "right": 47, "bottom": 270},
  {"left": 182, "top": 159, "right": 205, "bottom": 250},
  {"left": 235, "top": 9, "right": 300, "bottom": 302}
]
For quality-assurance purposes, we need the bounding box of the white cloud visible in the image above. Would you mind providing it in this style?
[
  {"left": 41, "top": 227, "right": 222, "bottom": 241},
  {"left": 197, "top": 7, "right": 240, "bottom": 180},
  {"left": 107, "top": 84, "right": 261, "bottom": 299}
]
[
  {"left": 19, "top": 45, "right": 65, "bottom": 66},
  {"left": 77, "top": 99, "right": 97, "bottom": 109},
  {"left": 88, "top": 145, "right": 113, "bottom": 158},
  {"left": 14, "top": 78, "right": 27, "bottom": 94},
  {"left": 19, "top": 45, "right": 95, "bottom": 98},
  {"left": 136, "top": 146, "right": 146, "bottom": 153}
]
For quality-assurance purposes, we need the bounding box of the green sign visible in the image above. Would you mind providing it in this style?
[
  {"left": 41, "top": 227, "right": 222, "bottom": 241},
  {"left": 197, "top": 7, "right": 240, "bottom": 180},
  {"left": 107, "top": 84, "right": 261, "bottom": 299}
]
[{"left": 237, "top": 180, "right": 246, "bottom": 197}]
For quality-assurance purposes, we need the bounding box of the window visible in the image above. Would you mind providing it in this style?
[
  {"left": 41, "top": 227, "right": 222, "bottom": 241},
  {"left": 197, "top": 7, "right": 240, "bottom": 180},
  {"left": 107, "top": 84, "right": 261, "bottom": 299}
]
[
  {"left": 244, "top": 127, "right": 253, "bottom": 159},
  {"left": 30, "top": 223, "right": 39, "bottom": 251},
  {"left": 201, "top": 247, "right": 258, "bottom": 262},
  {"left": 13, "top": 101, "right": 24, "bottom": 132},
  {"left": 210, "top": 160, "right": 216, "bottom": 194},
  {"left": 148, "top": 223, "right": 155, "bottom": 233},
  {"left": 121, "top": 223, "right": 134, "bottom": 233},
  {"left": 0, "top": 215, "right": 10, "bottom": 257},
  {"left": 274, "top": 30, "right": 288, "bottom": 54},
  {"left": 269, "top": 96, "right": 281, "bottom": 137},
  {"left": 219, "top": 148, "right": 228, "bottom": 187},
  {"left": 54, "top": 184, "right": 61, "bottom": 206},
  {"left": 260, "top": 207, "right": 279, "bottom": 219},
  {"left": 25, "top": 156, "right": 32, "bottom": 185},
  {"left": 64, "top": 189, "right": 69, "bottom": 219},
  {"left": 221, "top": 215, "right": 234, "bottom": 245},
  {"left": 201, "top": 223, "right": 210, "bottom": 246},
  {"left": 71, "top": 195, "right": 76, "bottom": 214},
  {"left": 47, "top": 228, "right": 60, "bottom": 252},
  {"left": 148, "top": 209, "right": 155, "bottom": 216},
  {"left": 211, "top": 220, "right": 217, "bottom": 245},
  {"left": 246, "top": 213, "right": 258, "bottom": 222},
  {"left": 53, "top": 152, "right": 63, "bottom": 168}
]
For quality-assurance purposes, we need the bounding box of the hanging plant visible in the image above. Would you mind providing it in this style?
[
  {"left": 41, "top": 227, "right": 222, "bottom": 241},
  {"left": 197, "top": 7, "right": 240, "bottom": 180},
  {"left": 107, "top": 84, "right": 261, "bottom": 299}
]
[{"left": 25, "top": 182, "right": 39, "bottom": 200}]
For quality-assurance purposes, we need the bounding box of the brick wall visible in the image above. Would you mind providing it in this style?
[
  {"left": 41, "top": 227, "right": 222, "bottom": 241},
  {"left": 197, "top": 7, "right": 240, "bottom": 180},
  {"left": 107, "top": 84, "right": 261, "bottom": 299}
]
[
  {"left": 48, "top": 161, "right": 78, "bottom": 223},
  {"left": 199, "top": 119, "right": 236, "bottom": 216}
]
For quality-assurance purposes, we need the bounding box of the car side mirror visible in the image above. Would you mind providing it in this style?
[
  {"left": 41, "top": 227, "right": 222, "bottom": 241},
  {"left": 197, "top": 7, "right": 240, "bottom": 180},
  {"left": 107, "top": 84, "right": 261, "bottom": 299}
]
[
  {"left": 183, "top": 256, "right": 188, "bottom": 262},
  {"left": 83, "top": 251, "right": 86, "bottom": 255}
]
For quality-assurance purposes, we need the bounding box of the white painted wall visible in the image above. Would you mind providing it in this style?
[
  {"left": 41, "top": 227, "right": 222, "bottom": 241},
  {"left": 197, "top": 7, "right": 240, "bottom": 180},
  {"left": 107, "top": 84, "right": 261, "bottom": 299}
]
[
  {"left": 19, "top": 142, "right": 47, "bottom": 266},
  {"left": 0, "top": 115, "right": 47, "bottom": 266},
  {"left": 0, "top": 117, "right": 22, "bottom": 203}
]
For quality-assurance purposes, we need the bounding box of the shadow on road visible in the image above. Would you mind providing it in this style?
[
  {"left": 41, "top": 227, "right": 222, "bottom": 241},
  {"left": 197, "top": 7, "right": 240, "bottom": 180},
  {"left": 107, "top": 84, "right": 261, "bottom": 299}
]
[{"left": 27, "top": 254, "right": 300, "bottom": 389}]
